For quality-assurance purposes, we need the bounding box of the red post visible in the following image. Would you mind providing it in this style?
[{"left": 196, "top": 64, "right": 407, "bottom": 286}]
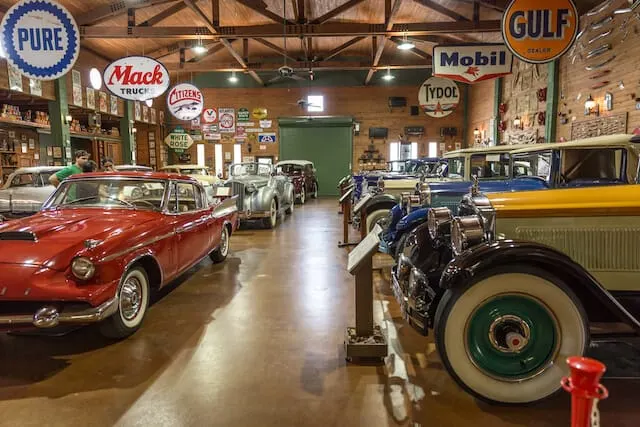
[{"left": 561, "top": 356, "right": 609, "bottom": 427}]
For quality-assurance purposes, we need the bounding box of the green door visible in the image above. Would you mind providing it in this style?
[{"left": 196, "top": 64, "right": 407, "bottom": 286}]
[{"left": 279, "top": 117, "right": 353, "bottom": 197}]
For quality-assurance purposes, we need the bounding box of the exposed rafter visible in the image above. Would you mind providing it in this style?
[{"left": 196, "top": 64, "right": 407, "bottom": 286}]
[
  {"left": 188, "top": 42, "right": 227, "bottom": 62},
  {"left": 311, "top": 0, "right": 367, "bottom": 24},
  {"left": 235, "top": 0, "right": 294, "bottom": 25},
  {"left": 220, "top": 39, "right": 264, "bottom": 84},
  {"left": 138, "top": 2, "right": 187, "bottom": 26},
  {"left": 322, "top": 36, "right": 366, "bottom": 61},
  {"left": 296, "top": 0, "right": 305, "bottom": 23},
  {"left": 366, "top": 0, "right": 403, "bottom": 84},
  {"left": 389, "top": 38, "right": 431, "bottom": 60},
  {"left": 253, "top": 38, "right": 298, "bottom": 62},
  {"left": 413, "top": 0, "right": 470, "bottom": 21},
  {"left": 80, "top": 20, "right": 501, "bottom": 38},
  {"left": 76, "top": 0, "right": 175, "bottom": 26},
  {"left": 162, "top": 60, "right": 432, "bottom": 72},
  {"left": 212, "top": 0, "right": 220, "bottom": 26}
]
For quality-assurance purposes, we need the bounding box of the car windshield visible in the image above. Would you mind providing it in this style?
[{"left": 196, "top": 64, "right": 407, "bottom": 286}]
[
  {"left": 447, "top": 157, "right": 465, "bottom": 178},
  {"left": 278, "top": 164, "right": 305, "bottom": 174},
  {"left": 470, "top": 153, "right": 510, "bottom": 179},
  {"left": 387, "top": 161, "right": 410, "bottom": 173},
  {"left": 180, "top": 168, "right": 209, "bottom": 175},
  {"left": 47, "top": 178, "right": 167, "bottom": 211},
  {"left": 230, "top": 163, "right": 272, "bottom": 177},
  {"left": 512, "top": 151, "right": 552, "bottom": 180}
]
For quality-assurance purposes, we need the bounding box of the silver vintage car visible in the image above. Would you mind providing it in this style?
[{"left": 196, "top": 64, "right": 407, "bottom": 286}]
[
  {"left": 226, "top": 162, "right": 295, "bottom": 229},
  {"left": 0, "top": 166, "right": 63, "bottom": 218}
]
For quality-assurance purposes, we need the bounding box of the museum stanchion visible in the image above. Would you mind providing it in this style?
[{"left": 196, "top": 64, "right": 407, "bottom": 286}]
[
  {"left": 338, "top": 185, "right": 357, "bottom": 247},
  {"left": 344, "top": 224, "right": 388, "bottom": 362},
  {"left": 561, "top": 356, "right": 608, "bottom": 427}
]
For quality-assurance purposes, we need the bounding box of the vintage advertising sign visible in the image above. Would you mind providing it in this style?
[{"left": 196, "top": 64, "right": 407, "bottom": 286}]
[
  {"left": 104, "top": 56, "right": 170, "bottom": 101},
  {"left": 202, "top": 108, "right": 217, "bottom": 123},
  {"left": 164, "top": 132, "right": 194, "bottom": 152},
  {"left": 418, "top": 77, "right": 460, "bottom": 118},
  {"left": 502, "top": 0, "right": 578, "bottom": 64},
  {"left": 237, "top": 107, "right": 250, "bottom": 121},
  {"left": 0, "top": 0, "right": 80, "bottom": 80},
  {"left": 259, "top": 119, "right": 273, "bottom": 128},
  {"left": 258, "top": 132, "right": 277, "bottom": 143},
  {"left": 235, "top": 126, "right": 247, "bottom": 139},
  {"left": 433, "top": 44, "right": 513, "bottom": 84},
  {"left": 166, "top": 83, "right": 204, "bottom": 121},
  {"left": 219, "top": 108, "right": 236, "bottom": 133},
  {"left": 252, "top": 107, "right": 268, "bottom": 119}
]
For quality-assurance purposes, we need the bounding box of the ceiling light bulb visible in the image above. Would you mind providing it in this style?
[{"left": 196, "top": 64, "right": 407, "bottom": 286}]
[
  {"left": 192, "top": 44, "right": 207, "bottom": 55},
  {"left": 382, "top": 71, "right": 395, "bottom": 81},
  {"left": 89, "top": 67, "right": 102, "bottom": 90},
  {"left": 397, "top": 41, "right": 415, "bottom": 50},
  {"left": 228, "top": 72, "right": 239, "bottom": 83}
]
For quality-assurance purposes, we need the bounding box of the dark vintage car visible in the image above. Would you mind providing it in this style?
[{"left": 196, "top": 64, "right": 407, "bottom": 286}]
[
  {"left": 0, "top": 172, "right": 238, "bottom": 338},
  {"left": 275, "top": 160, "right": 318, "bottom": 204},
  {"left": 392, "top": 182, "right": 640, "bottom": 404}
]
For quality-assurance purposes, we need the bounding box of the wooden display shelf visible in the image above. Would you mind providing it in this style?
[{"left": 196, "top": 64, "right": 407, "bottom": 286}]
[
  {"left": 0, "top": 116, "right": 50, "bottom": 130},
  {"left": 37, "top": 128, "right": 122, "bottom": 143}
]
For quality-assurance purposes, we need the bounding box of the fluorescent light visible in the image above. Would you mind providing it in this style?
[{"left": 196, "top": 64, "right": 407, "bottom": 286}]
[
  {"left": 89, "top": 68, "right": 102, "bottom": 90},
  {"left": 145, "top": 99, "right": 153, "bottom": 107},
  {"left": 397, "top": 41, "right": 415, "bottom": 50}
]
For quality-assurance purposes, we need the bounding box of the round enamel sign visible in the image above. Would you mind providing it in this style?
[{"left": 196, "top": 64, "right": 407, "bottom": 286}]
[
  {"left": 202, "top": 108, "right": 217, "bottom": 123},
  {"left": 502, "top": 0, "right": 578, "bottom": 64},
  {"left": 166, "top": 83, "right": 204, "bottom": 121},
  {"left": 418, "top": 77, "right": 460, "bottom": 118},
  {"left": 0, "top": 0, "right": 80, "bottom": 80},
  {"left": 103, "top": 56, "right": 170, "bottom": 102}
]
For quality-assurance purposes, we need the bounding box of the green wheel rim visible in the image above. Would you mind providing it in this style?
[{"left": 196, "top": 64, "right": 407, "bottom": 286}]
[{"left": 466, "top": 294, "right": 557, "bottom": 380}]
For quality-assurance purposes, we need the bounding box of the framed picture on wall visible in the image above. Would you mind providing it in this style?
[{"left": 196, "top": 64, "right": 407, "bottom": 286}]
[
  {"left": 134, "top": 102, "right": 141, "bottom": 121},
  {"left": 110, "top": 95, "right": 118, "bottom": 115},
  {"left": 46, "top": 146, "right": 53, "bottom": 156},
  {"left": 159, "top": 110, "right": 164, "bottom": 124},
  {"left": 99, "top": 92, "right": 108, "bottom": 113},
  {"left": 142, "top": 105, "right": 149, "bottom": 123},
  {"left": 86, "top": 88, "right": 95, "bottom": 110},
  {"left": 150, "top": 108, "right": 156, "bottom": 124},
  {"left": 53, "top": 147, "right": 62, "bottom": 158}
]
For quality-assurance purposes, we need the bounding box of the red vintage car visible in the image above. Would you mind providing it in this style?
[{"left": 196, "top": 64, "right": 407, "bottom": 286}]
[
  {"left": 275, "top": 160, "right": 319, "bottom": 204},
  {"left": 0, "top": 171, "right": 238, "bottom": 338}
]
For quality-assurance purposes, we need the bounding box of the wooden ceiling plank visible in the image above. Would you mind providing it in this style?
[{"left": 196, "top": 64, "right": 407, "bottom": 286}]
[
  {"left": 235, "top": 0, "right": 294, "bottom": 25},
  {"left": 76, "top": 0, "right": 177, "bottom": 26},
  {"left": 413, "top": 0, "right": 470, "bottom": 22},
  {"left": 81, "top": 45, "right": 114, "bottom": 62},
  {"left": 254, "top": 38, "right": 297, "bottom": 62},
  {"left": 322, "top": 36, "right": 366, "bottom": 61},
  {"left": 80, "top": 20, "right": 502, "bottom": 38},
  {"left": 455, "top": 0, "right": 505, "bottom": 13},
  {"left": 138, "top": 2, "right": 187, "bottom": 26},
  {"left": 162, "top": 60, "right": 432, "bottom": 71},
  {"left": 389, "top": 37, "right": 431, "bottom": 60},
  {"left": 311, "top": 0, "right": 367, "bottom": 25},
  {"left": 212, "top": 0, "right": 220, "bottom": 27}
]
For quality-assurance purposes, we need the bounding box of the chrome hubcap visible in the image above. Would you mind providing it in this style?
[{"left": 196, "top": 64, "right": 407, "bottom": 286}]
[
  {"left": 300, "top": 188, "right": 305, "bottom": 203},
  {"left": 220, "top": 228, "right": 228, "bottom": 255},
  {"left": 270, "top": 201, "right": 277, "bottom": 225},
  {"left": 120, "top": 277, "right": 143, "bottom": 321},
  {"left": 488, "top": 314, "right": 531, "bottom": 353}
]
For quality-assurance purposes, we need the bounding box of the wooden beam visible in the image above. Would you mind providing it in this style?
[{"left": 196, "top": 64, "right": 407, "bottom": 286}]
[
  {"left": 253, "top": 38, "right": 297, "bottom": 62},
  {"left": 307, "top": 37, "right": 313, "bottom": 61},
  {"left": 322, "top": 36, "right": 366, "bottom": 61},
  {"left": 311, "top": 0, "right": 367, "bottom": 24},
  {"left": 455, "top": 0, "right": 505, "bottom": 13},
  {"left": 127, "top": 9, "right": 136, "bottom": 27},
  {"left": 212, "top": 0, "right": 220, "bottom": 27},
  {"left": 413, "top": 0, "right": 470, "bottom": 21},
  {"left": 296, "top": 0, "right": 305, "bottom": 23},
  {"left": 162, "top": 60, "right": 432, "bottom": 71},
  {"left": 235, "top": 0, "right": 294, "bottom": 25},
  {"left": 243, "top": 38, "right": 249, "bottom": 62},
  {"left": 220, "top": 39, "right": 264, "bottom": 84},
  {"left": 138, "top": 2, "right": 187, "bottom": 26},
  {"left": 188, "top": 42, "right": 227, "bottom": 62},
  {"left": 76, "top": 0, "right": 175, "bottom": 26},
  {"left": 385, "top": 0, "right": 391, "bottom": 21},
  {"left": 371, "top": 36, "right": 377, "bottom": 61},
  {"left": 366, "top": 0, "right": 403, "bottom": 84},
  {"left": 389, "top": 38, "right": 431, "bottom": 60},
  {"left": 386, "top": 0, "right": 403, "bottom": 31},
  {"left": 79, "top": 20, "right": 502, "bottom": 38},
  {"left": 473, "top": 1, "right": 480, "bottom": 22}
]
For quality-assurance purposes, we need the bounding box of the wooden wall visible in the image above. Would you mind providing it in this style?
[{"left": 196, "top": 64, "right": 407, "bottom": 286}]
[
  {"left": 181, "top": 84, "right": 465, "bottom": 173},
  {"left": 466, "top": 79, "right": 495, "bottom": 146}
]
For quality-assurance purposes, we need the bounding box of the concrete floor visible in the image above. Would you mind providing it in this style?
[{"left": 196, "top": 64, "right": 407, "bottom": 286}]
[{"left": 0, "top": 199, "right": 639, "bottom": 426}]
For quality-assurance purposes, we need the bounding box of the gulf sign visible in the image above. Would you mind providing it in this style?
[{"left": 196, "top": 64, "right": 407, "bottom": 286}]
[
  {"left": 433, "top": 44, "right": 513, "bottom": 84},
  {"left": 502, "top": 0, "right": 578, "bottom": 64}
]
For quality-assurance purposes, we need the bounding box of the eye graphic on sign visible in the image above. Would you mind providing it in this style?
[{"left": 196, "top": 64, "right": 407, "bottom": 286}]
[
  {"left": 502, "top": 0, "right": 578, "bottom": 64},
  {"left": 166, "top": 83, "right": 204, "bottom": 121},
  {"left": 418, "top": 77, "right": 460, "bottom": 118},
  {"left": 0, "top": 0, "right": 80, "bottom": 80}
]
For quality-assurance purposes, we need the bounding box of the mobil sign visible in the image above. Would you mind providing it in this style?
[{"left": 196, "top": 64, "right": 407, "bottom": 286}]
[
  {"left": 104, "top": 56, "right": 170, "bottom": 101},
  {"left": 0, "top": 0, "right": 80, "bottom": 80},
  {"left": 433, "top": 44, "right": 513, "bottom": 84}
]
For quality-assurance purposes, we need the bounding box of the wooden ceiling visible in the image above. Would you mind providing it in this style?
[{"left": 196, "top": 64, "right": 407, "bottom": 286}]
[{"left": 0, "top": 0, "right": 603, "bottom": 85}]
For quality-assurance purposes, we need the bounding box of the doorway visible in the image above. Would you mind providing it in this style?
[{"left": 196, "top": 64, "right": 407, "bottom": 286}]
[{"left": 279, "top": 116, "right": 353, "bottom": 197}]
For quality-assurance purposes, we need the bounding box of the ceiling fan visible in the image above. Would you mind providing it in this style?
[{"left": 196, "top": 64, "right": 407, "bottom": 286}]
[
  {"left": 266, "top": 0, "right": 309, "bottom": 85},
  {"left": 288, "top": 98, "right": 320, "bottom": 109}
]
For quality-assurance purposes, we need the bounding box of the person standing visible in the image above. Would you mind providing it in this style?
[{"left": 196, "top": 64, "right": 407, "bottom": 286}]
[
  {"left": 49, "top": 150, "right": 90, "bottom": 188},
  {"left": 101, "top": 157, "right": 114, "bottom": 172}
]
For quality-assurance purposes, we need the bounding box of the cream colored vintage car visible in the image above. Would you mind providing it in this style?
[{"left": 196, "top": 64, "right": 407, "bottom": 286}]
[
  {"left": 160, "top": 164, "right": 221, "bottom": 186},
  {"left": 393, "top": 182, "right": 640, "bottom": 404}
]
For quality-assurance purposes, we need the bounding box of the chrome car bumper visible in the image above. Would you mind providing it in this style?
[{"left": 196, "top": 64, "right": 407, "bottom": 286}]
[
  {"left": 0, "top": 297, "right": 118, "bottom": 329},
  {"left": 391, "top": 255, "right": 431, "bottom": 336},
  {"left": 238, "top": 210, "right": 272, "bottom": 220}
]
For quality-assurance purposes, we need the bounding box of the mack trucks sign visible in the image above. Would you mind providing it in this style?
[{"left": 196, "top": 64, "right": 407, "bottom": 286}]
[
  {"left": 418, "top": 77, "right": 460, "bottom": 118},
  {"left": 433, "top": 44, "right": 513, "bottom": 84},
  {"left": 103, "top": 56, "right": 170, "bottom": 101}
]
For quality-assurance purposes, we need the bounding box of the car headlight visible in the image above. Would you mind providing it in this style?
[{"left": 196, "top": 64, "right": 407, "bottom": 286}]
[
  {"left": 246, "top": 183, "right": 257, "bottom": 193},
  {"left": 450, "top": 215, "right": 485, "bottom": 256},
  {"left": 71, "top": 257, "right": 95, "bottom": 280},
  {"left": 427, "top": 207, "right": 453, "bottom": 240},
  {"left": 408, "top": 267, "right": 427, "bottom": 297}
]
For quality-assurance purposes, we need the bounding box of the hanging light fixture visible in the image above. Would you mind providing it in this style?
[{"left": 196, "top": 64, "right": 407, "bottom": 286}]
[
  {"left": 513, "top": 115, "right": 522, "bottom": 129},
  {"left": 192, "top": 38, "right": 207, "bottom": 55},
  {"left": 584, "top": 94, "right": 599, "bottom": 116},
  {"left": 228, "top": 71, "right": 239, "bottom": 83},
  {"left": 145, "top": 99, "right": 153, "bottom": 107},
  {"left": 89, "top": 67, "right": 102, "bottom": 90},
  {"left": 382, "top": 68, "right": 395, "bottom": 81},
  {"left": 397, "top": 32, "right": 415, "bottom": 50}
]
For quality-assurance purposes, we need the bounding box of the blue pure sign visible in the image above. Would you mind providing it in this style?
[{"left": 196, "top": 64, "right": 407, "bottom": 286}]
[
  {"left": 0, "top": 0, "right": 80, "bottom": 80},
  {"left": 433, "top": 44, "right": 513, "bottom": 84},
  {"left": 258, "top": 132, "right": 277, "bottom": 143}
]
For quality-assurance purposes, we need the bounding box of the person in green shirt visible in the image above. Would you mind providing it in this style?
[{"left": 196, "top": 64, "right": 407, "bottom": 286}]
[{"left": 49, "top": 150, "right": 90, "bottom": 188}]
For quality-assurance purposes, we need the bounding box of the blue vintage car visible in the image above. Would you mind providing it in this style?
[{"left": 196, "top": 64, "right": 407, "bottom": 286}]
[{"left": 381, "top": 134, "right": 640, "bottom": 257}]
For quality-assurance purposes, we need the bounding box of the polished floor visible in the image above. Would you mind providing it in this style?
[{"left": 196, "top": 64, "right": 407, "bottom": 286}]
[{"left": 0, "top": 199, "right": 639, "bottom": 426}]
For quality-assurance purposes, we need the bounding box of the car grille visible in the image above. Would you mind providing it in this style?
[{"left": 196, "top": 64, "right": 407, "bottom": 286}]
[{"left": 230, "top": 183, "right": 244, "bottom": 210}]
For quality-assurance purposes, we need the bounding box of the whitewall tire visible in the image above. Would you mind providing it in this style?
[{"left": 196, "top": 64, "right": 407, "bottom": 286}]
[
  {"left": 298, "top": 187, "right": 306, "bottom": 204},
  {"left": 366, "top": 209, "right": 390, "bottom": 233},
  {"left": 100, "top": 266, "right": 150, "bottom": 339},
  {"left": 434, "top": 267, "right": 588, "bottom": 404},
  {"left": 210, "top": 225, "right": 230, "bottom": 263},
  {"left": 263, "top": 199, "right": 278, "bottom": 229}
]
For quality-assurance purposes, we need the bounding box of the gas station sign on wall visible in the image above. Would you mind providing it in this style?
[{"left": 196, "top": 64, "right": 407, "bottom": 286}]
[
  {"left": 418, "top": 77, "right": 460, "bottom": 118},
  {"left": 502, "top": 0, "right": 578, "bottom": 64},
  {"left": 164, "top": 132, "right": 194, "bottom": 153},
  {"left": 433, "top": 44, "right": 513, "bottom": 84}
]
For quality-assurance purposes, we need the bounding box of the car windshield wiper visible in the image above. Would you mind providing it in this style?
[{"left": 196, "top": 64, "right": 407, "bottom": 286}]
[{"left": 64, "top": 196, "right": 135, "bottom": 208}]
